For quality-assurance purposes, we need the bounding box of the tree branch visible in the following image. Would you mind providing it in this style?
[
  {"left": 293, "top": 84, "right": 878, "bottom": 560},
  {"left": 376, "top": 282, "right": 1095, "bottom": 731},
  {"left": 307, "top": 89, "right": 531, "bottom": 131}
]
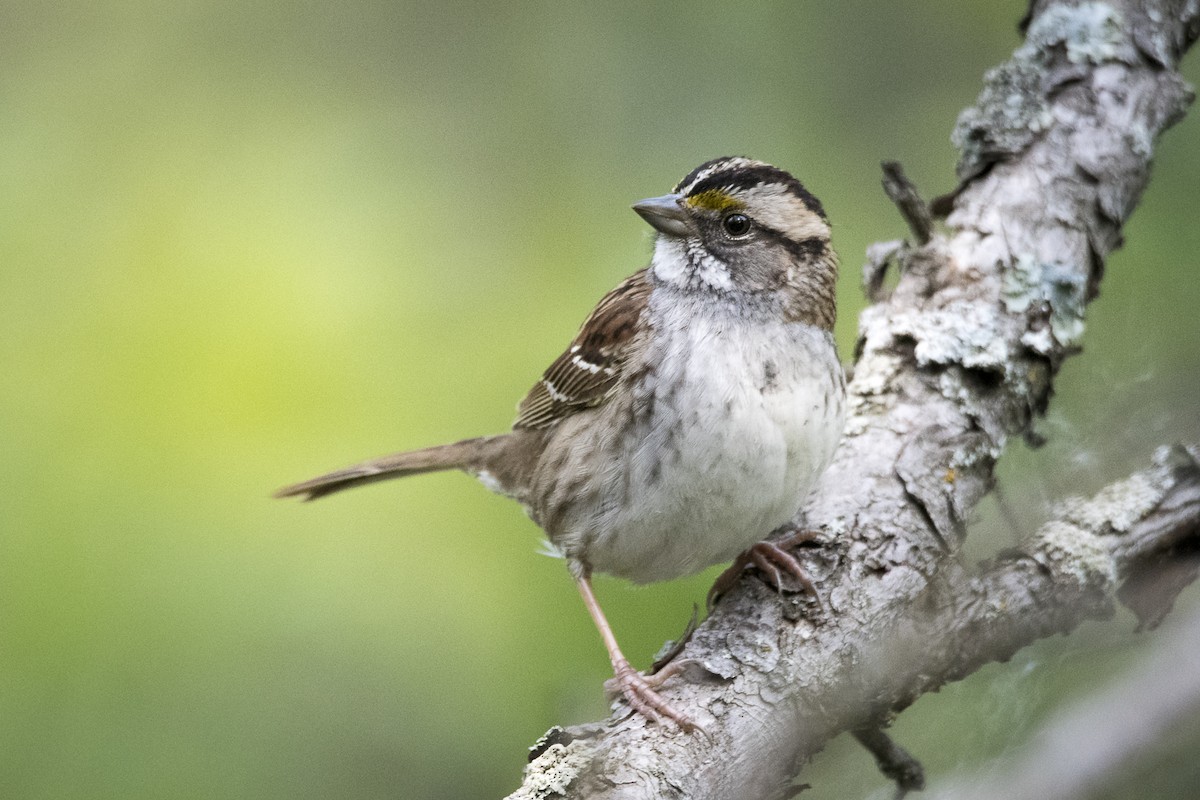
[
  {"left": 513, "top": 451, "right": 1200, "bottom": 799},
  {"left": 927, "top": 601, "right": 1200, "bottom": 800},
  {"left": 508, "top": 1, "right": 1200, "bottom": 797}
]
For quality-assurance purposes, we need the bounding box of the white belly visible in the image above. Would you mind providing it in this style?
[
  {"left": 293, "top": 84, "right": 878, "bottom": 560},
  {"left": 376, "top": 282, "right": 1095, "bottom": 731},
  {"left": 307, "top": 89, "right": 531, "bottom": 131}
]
[{"left": 581, "top": 306, "right": 844, "bottom": 583}]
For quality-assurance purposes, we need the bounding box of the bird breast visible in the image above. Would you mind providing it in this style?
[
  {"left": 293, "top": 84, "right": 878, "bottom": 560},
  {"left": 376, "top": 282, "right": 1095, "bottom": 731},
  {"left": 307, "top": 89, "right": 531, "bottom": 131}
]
[{"left": 543, "top": 292, "right": 845, "bottom": 584}]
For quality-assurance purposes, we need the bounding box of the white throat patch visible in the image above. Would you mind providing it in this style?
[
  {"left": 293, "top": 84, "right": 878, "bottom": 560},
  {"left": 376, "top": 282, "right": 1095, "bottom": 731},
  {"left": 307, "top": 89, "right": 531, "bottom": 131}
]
[{"left": 650, "top": 236, "right": 733, "bottom": 292}]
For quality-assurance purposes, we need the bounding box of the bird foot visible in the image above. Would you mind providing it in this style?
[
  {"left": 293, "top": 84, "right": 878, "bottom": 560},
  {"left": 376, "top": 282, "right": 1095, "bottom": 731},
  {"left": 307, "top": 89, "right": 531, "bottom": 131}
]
[
  {"left": 603, "top": 657, "right": 697, "bottom": 732},
  {"left": 708, "top": 529, "right": 824, "bottom": 611}
]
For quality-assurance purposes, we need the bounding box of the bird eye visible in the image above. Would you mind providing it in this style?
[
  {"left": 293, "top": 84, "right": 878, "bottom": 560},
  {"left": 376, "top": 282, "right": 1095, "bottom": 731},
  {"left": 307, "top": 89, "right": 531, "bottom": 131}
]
[{"left": 722, "top": 213, "right": 752, "bottom": 237}]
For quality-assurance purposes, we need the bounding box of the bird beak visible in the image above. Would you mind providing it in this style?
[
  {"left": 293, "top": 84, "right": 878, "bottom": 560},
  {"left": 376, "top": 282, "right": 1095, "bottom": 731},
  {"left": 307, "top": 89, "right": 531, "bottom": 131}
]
[{"left": 632, "top": 193, "right": 695, "bottom": 237}]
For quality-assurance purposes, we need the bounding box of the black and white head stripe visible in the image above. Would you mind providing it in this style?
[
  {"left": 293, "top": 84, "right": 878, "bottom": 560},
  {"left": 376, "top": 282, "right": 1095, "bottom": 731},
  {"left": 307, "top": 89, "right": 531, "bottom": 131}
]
[
  {"left": 671, "top": 156, "right": 831, "bottom": 248},
  {"left": 674, "top": 156, "right": 827, "bottom": 222}
]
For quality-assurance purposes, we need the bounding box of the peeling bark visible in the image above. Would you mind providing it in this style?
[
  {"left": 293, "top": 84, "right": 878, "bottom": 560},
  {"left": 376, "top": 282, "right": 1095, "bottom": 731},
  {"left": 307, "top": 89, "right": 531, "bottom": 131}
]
[{"left": 507, "top": 1, "right": 1200, "bottom": 797}]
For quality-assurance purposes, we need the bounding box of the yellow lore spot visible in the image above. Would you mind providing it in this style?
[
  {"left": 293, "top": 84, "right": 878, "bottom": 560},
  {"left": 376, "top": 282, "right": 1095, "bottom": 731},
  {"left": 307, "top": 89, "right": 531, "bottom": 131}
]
[{"left": 686, "top": 189, "right": 745, "bottom": 212}]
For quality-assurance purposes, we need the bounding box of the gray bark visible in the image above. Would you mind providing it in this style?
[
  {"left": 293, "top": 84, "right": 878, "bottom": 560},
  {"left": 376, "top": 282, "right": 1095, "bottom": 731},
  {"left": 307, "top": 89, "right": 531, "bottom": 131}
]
[{"left": 508, "top": 1, "right": 1200, "bottom": 797}]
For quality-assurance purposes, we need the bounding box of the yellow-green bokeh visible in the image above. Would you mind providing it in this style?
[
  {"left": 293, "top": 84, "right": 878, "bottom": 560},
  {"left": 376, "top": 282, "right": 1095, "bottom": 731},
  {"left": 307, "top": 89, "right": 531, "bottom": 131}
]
[{"left": 2, "top": 3, "right": 1198, "bottom": 798}]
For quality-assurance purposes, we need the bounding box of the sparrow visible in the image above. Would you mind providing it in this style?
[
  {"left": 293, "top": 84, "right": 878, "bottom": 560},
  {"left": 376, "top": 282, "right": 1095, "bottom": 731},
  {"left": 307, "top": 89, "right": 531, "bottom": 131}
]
[{"left": 276, "top": 156, "right": 846, "bottom": 731}]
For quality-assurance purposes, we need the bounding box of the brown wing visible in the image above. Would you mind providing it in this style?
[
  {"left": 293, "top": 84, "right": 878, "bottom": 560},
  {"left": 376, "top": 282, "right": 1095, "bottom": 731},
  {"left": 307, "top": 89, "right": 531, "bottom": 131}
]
[{"left": 514, "top": 269, "right": 651, "bottom": 430}]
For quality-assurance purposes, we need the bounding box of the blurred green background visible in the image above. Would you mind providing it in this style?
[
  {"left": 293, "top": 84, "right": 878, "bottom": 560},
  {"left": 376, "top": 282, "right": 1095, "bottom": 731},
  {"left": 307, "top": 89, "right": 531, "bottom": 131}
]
[{"left": 2, "top": 2, "right": 1198, "bottom": 798}]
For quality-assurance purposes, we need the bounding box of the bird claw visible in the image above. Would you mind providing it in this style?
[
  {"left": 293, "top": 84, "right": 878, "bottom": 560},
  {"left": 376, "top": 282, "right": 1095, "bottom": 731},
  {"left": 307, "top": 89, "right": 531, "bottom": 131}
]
[
  {"left": 708, "top": 529, "right": 824, "bottom": 611},
  {"left": 604, "top": 657, "right": 698, "bottom": 732}
]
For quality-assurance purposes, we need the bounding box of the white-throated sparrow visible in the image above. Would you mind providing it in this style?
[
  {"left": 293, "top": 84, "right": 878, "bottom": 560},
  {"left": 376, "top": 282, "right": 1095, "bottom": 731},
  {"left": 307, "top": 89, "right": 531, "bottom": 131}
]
[{"left": 277, "top": 157, "right": 846, "bottom": 730}]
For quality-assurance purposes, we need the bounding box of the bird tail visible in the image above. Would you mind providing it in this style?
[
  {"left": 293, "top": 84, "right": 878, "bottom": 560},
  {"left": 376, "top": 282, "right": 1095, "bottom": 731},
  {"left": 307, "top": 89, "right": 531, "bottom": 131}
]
[{"left": 274, "top": 435, "right": 503, "bottom": 501}]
